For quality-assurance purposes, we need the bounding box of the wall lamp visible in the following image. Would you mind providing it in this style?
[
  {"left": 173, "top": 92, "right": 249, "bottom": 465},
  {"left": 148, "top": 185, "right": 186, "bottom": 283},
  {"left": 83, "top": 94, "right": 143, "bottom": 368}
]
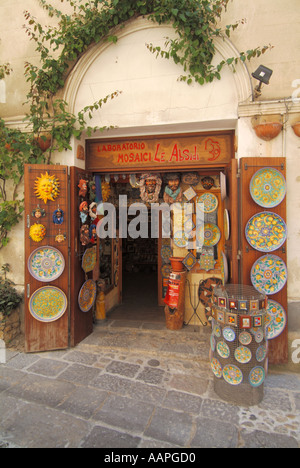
[{"left": 252, "top": 65, "right": 273, "bottom": 98}]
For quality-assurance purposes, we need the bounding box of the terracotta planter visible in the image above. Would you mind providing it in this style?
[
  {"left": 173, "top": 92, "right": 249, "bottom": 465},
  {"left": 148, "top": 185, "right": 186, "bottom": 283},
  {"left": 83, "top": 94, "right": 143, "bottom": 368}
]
[
  {"left": 292, "top": 123, "right": 300, "bottom": 137},
  {"left": 170, "top": 257, "right": 185, "bottom": 272},
  {"left": 36, "top": 134, "right": 52, "bottom": 152},
  {"left": 253, "top": 122, "right": 282, "bottom": 141}
]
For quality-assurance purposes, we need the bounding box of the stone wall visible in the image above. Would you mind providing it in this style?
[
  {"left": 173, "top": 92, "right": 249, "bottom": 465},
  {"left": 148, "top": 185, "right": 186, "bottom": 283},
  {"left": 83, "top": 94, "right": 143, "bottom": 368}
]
[{"left": 0, "top": 307, "right": 21, "bottom": 345}]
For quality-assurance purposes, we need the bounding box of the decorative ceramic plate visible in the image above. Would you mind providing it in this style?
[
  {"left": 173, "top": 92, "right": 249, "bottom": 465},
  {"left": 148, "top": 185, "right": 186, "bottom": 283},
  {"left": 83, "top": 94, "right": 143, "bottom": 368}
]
[
  {"left": 223, "top": 364, "right": 243, "bottom": 386},
  {"left": 251, "top": 254, "right": 287, "bottom": 295},
  {"left": 129, "top": 174, "right": 140, "bottom": 188},
  {"left": 256, "top": 345, "right": 267, "bottom": 362},
  {"left": 222, "top": 327, "right": 236, "bottom": 342},
  {"left": 245, "top": 212, "right": 287, "bottom": 252},
  {"left": 198, "top": 223, "right": 221, "bottom": 247},
  {"left": 220, "top": 172, "right": 227, "bottom": 201},
  {"left": 224, "top": 209, "right": 230, "bottom": 241},
  {"left": 197, "top": 193, "right": 218, "bottom": 213},
  {"left": 239, "top": 331, "right": 252, "bottom": 346},
  {"left": 265, "top": 299, "right": 287, "bottom": 339},
  {"left": 213, "top": 323, "right": 222, "bottom": 338},
  {"left": 254, "top": 329, "right": 264, "bottom": 344},
  {"left": 82, "top": 246, "right": 97, "bottom": 273},
  {"left": 28, "top": 246, "right": 65, "bottom": 282},
  {"left": 210, "top": 335, "right": 216, "bottom": 352},
  {"left": 173, "top": 230, "right": 191, "bottom": 248},
  {"left": 249, "top": 366, "right": 265, "bottom": 387},
  {"left": 78, "top": 279, "right": 97, "bottom": 313},
  {"left": 211, "top": 358, "right": 222, "bottom": 378},
  {"left": 29, "top": 286, "right": 67, "bottom": 323},
  {"left": 234, "top": 346, "right": 252, "bottom": 364},
  {"left": 250, "top": 168, "right": 286, "bottom": 208},
  {"left": 221, "top": 251, "right": 229, "bottom": 285},
  {"left": 216, "top": 340, "right": 230, "bottom": 359}
]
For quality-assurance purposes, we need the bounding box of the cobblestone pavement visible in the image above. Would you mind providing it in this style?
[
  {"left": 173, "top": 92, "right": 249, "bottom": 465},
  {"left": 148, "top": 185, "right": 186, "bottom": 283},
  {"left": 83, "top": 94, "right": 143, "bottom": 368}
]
[{"left": 0, "top": 320, "right": 299, "bottom": 449}]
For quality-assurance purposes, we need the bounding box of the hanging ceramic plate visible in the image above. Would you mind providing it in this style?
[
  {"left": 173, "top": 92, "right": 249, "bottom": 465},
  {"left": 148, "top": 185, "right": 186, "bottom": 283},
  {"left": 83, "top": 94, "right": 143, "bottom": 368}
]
[
  {"left": 82, "top": 246, "right": 97, "bottom": 273},
  {"left": 223, "top": 364, "right": 243, "bottom": 386},
  {"left": 251, "top": 254, "right": 287, "bottom": 295},
  {"left": 28, "top": 246, "right": 65, "bottom": 282},
  {"left": 245, "top": 212, "right": 287, "bottom": 253},
  {"left": 216, "top": 340, "right": 230, "bottom": 359},
  {"left": 211, "top": 358, "right": 222, "bottom": 378},
  {"left": 250, "top": 167, "right": 286, "bottom": 208},
  {"left": 222, "top": 327, "right": 236, "bottom": 342},
  {"left": 129, "top": 174, "right": 140, "bottom": 188},
  {"left": 78, "top": 279, "right": 97, "bottom": 313},
  {"left": 197, "top": 193, "right": 218, "bottom": 213},
  {"left": 213, "top": 323, "right": 222, "bottom": 338},
  {"left": 239, "top": 331, "right": 252, "bottom": 346},
  {"left": 221, "top": 251, "right": 229, "bottom": 285},
  {"left": 29, "top": 286, "right": 67, "bottom": 323},
  {"left": 254, "top": 329, "right": 264, "bottom": 344},
  {"left": 224, "top": 209, "right": 230, "bottom": 241},
  {"left": 161, "top": 245, "right": 172, "bottom": 264},
  {"left": 256, "top": 345, "right": 267, "bottom": 362},
  {"left": 198, "top": 223, "right": 221, "bottom": 247},
  {"left": 234, "top": 346, "right": 252, "bottom": 364},
  {"left": 249, "top": 366, "right": 265, "bottom": 387},
  {"left": 265, "top": 299, "right": 287, "bottom": 339},
  {"left": 220, "top": 172, "right": 227, "bottom": 200},
  {"left": 173, "top": 230, "right": 191, "bottom": 248}
]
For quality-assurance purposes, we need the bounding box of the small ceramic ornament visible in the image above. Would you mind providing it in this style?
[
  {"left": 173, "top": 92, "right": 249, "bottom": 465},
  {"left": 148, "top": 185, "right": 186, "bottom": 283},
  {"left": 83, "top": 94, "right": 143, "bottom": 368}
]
[
  {"left": 163, "top": 173, "right": 183, "bottom": 204},
  {"left": 79, "top": 201, "right": 89, "bottom": 223},
  {"left": 52, "top": 208, "right": 64, "bottom": 225},
  {"left": 78, "top": 179, "right": 88, "bottom": 197},
  {"left": 29, "top": 223, "right": 46, "bottom": 242},
  {"left": 55, "top": 231, "right": 66, "bottom": 243},
  {"left": 101, "top": 180, "right": 111, "bottom": 202},
  {"left": 34, "top": 172, "right": 60, "bottom": 204},
  {"left": 89, "top": 224, "right": 97, "bottom": 244},
  {"left": 139, "top": 173, "right": 162, "bottom": 204},
  {"left": 89, "top": 202, "right": 97, "bottom": 220},
  {"left": 201, "top": 176, "right": 215, "bottom": 190},
  {"left": 89, "top": 179, "right": 96, "bottom": 201},
  {"left": 31, "top": 205, "right": 46, "bottom": 219},
  {"left": 80, "top": 224, "right": 90, "bottom": 246}
]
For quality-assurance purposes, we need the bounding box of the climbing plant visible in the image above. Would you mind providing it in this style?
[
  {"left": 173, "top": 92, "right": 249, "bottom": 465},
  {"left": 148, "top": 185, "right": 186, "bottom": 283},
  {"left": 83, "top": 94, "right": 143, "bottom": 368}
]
[{"left": 0, "top": 0, "right": 272, "bottom": 248}]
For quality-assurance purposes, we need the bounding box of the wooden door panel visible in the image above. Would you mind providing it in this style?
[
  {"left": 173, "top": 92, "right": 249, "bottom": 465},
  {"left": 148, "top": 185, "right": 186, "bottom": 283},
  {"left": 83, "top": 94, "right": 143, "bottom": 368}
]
[
  {"left": 24, "top": 164, "right": 69, "bottom": 352},
  {"left": 224, "top": 159, "right": 239, "bottom": 284},
  {"left": 240, "top": 157, "right": 287, "bottom": 364},
  {"left": 69, "top": 167, "right": 94, "bottom": 347}
]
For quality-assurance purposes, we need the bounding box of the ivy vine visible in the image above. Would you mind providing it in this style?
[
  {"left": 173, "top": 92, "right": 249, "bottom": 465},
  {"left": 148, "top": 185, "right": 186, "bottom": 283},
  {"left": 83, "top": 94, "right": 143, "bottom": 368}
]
[{"left": 0, "top": 0, "right": 272, "bottom": 249}]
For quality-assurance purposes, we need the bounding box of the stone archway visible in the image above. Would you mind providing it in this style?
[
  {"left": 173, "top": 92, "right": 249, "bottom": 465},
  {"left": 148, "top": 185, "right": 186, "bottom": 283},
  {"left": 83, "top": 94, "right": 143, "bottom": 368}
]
[{"left": 64, "top": 17, "right": 252, "bottom": 134}]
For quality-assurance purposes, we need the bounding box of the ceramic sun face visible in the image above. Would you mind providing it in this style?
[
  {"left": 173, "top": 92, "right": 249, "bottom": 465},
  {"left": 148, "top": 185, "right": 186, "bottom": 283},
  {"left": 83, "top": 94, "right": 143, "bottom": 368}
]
[
  {"left": 34, "top": 172, "right": 60, "bottom": 204},
  {"left": 29, "top": 223, "right": 46, "bottom": 242}
]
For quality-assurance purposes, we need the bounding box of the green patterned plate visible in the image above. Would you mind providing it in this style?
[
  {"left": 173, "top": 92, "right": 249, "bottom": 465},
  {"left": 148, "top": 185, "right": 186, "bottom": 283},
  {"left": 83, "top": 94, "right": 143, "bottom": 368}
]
[
  {"left": 29, "top": 286, "right": 67, "bottom": 323},
  {"left": 250, "top": 167, "right": 286, "bottom": 208}
]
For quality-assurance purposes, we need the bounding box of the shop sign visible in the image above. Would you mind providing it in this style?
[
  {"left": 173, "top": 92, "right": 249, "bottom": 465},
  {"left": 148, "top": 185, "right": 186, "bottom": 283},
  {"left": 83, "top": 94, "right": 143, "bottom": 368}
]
[{"left": 86, "top": 133, "right": 233, "bottom": 171}]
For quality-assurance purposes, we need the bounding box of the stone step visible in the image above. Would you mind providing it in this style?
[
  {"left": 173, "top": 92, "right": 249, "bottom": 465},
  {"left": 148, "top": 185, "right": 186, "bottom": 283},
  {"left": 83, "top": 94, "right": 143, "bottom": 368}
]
[{"left": 78, "top": 320, "right": 211, "bottom": 363}]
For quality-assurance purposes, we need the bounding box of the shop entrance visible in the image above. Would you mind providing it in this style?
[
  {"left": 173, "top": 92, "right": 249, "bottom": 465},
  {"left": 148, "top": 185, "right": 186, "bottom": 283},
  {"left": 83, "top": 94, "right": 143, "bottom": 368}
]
[{"left": 106, "top": 175, "right": 164, "bottom": 323}]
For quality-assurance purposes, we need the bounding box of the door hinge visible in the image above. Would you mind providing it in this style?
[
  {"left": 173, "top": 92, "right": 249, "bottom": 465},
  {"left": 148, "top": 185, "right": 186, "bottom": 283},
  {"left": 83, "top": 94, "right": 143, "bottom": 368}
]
[
  {"left": 27, "top": 214, "right": 30, "bottom": 229},
  {"left": 27, "top": 284, "right": 30, "bottom": 298},
  {"left": 237, "top": 250, "right": 242, "bottom": 260}
]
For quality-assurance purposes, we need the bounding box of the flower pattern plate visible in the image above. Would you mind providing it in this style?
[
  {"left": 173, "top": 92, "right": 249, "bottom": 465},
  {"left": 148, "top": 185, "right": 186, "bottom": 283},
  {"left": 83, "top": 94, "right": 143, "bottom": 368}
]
[
  {"left": 198, "top": 223, "right": 221, "bottom": 247},
  {"left": 239, "top": 331, "right": 252, "bottom": 346},
  {"left": 222, "top": 327, "right": 236, "bottom": 342},
  {"left": 161, "top": 245, "right": 172, "bottom": 264},
  {"left": 216, "top": 340, "right": 230, "bottom": 359},
  {"left": 251, "top": 254, "right": 287, "bottom": 295},
  {"left": 29, "top": 286, "right": 67, "bottom": 323},
  {"left": 245, "top": 212, "right": 287, "bottom": 253},
  {"left": 234, "top": 346, "right": 252, "bottom": 364},
  {"left": 249, "top": 366, "right": 265, "bottom": 387},
  {"left": 78, "top": 279, "right": 97, "bottom": 313},
  {"left": 82, "top": 246, "right": 97, "bottom": 273},
  {"left": 28, "top": 246, "right": 65, "bottom": 282},
  {"left": 250, "top": 167, "right": 286, "bottom": 208},
  {"left": 265, "top": 299, "right": 287, "bottom": 339},
  {"left": 196, "top": 193, "right": 218, "bottom": 213},
  {"left": 223, "top": 364, "right": 243, "bottom": 386},
  {"left": 211, "top": 358, "right": 222, "bottom": 378},
  {"left": 256, "top": 345, "right": 267, "bottom": 362}
]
